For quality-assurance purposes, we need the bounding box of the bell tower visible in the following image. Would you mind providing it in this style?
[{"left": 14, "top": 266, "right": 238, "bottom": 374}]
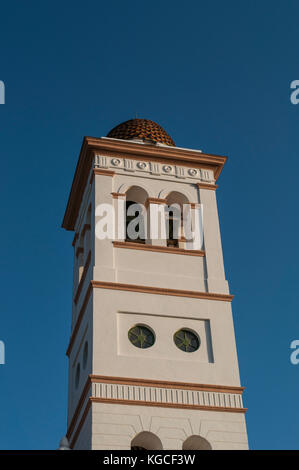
[{"left": 62, "top": 119, "right": 249, "bottom": 450}]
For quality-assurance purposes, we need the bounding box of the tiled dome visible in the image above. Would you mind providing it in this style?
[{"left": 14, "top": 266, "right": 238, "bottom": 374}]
[{"left": 107, "top": 118, "right": 175, "bottom": 146}]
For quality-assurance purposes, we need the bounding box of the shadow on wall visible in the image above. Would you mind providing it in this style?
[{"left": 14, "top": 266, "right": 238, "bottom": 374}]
[
  {"left": 130, "top": 431, "right": 212, "bottom": 450},
  {"left": 183, "top": 435, "right": 212, "bottom": 450},
  {"left": 131, "top": 431, "right": 163, "bottom": 451}
]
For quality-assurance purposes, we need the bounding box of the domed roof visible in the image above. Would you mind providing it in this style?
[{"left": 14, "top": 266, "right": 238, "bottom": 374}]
[{"left": 106, "top": 118, "right": 175, "bottom": 146}]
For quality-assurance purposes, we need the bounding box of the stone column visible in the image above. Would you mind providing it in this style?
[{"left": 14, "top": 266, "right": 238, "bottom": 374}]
[
  {"left": 185, "top": 202, "right": 204, "bottom": 251},
  {"left": 197, "top": 185, "right": 229, "bottom": 294},
  {"left": 111, "top": 193, "right": 126, "bottom": 242},
  {"left": 145, "top": 198, "right": 167, "bottom": 246}
]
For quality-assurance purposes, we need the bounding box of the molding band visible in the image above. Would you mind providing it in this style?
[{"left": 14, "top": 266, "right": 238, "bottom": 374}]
[
  {"left": 67, "top": 375, "right": 246, "bottom": 448},
  {"left": 145, "top": 197, "right": 167, "bottom": 208},
  {"left": 197, "top": 182, "right": 218, "bottom": 191},
  {"left": 91, "top": 280, "right": 233, "bottom": 302},
  {"left": 89, "top": 375, "right": 244, "bottom": 394},
  {"left": 90, "top": 397, "right": 247, "bottom": 414},
  {"left": 89, "top": 168, "right": 115, "bottom": 185},
  {"left": 93, "top": 168, "right": 115, "bottom": 177},
  {"left": 113, "top": 241, "right": 205, "bottom": 257}
]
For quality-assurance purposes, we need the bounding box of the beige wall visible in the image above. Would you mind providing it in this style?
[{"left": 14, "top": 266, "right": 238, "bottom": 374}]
[
  {"left": 92, "top": 289, "right": 240, "bottom": 386},
  {"left": 89, "top": 402, "right": 248, "bottom": 450}
]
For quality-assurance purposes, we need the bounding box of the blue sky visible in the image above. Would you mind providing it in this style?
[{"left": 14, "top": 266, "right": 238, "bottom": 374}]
[{"left": 0, "top": 0, "right": 298, "bottom": 450}]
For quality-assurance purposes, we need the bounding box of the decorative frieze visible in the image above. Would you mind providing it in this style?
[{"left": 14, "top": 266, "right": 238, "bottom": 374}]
[
  {"left": 90, "top": 380, "right": 244, "bottom": 410},
  {"left": 162, "top": 164, "right": 172, "bottom": 174},
  {"left": 137, "top": 161, "right": 147, "bottom": 170},
  {"left": 200, "top": 169, "right": 212, "bottom": 181},
  {"left": 94, "top": 154, "right": 215, "bottom": 184},
  {"left": 188, "top": 168, "right": 198, "bottom": 177},
  {"left": 175, "top": 166, "right": 186, "bottom": 178},
  {"left": 124, "top": 159, "right": 135, "bottom": 171},
  {"left": 95, "top": 155, "right": 108, "bottom": 168},
  {"left": 150, "top": 162, "right": 161, "bottom": 175}
]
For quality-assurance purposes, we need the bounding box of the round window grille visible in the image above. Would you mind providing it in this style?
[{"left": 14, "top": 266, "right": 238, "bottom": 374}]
[
  {"left": 128, "top": 325, "right": 155, "bottom": 349},
  {"left": 174, "top": 329, "right": 200, "bottom": 353}
]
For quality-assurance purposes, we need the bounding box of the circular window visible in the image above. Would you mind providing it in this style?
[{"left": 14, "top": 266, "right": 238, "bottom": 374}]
[
  {"left": 75, "top": 363, "right": 80, "bottom": 388},
  {"left": 174, "top": 329, "right": 200, "bottom": 353},
  {"left": 83, "top": 342, "right": 88, "bottom": 369},
  {"left": 128, "top": 325, "right": 155, "bottom": 349}
]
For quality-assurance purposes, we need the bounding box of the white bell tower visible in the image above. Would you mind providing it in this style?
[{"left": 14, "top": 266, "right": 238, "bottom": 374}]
[{"left": 62, "top": 119, "right": 249, "bottom": 450}]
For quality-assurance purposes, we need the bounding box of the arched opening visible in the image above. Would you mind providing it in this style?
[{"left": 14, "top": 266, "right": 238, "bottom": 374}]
[
  {"left": 165, "top": 191, "right": 190, "bottom": 247},
  {"left": 182, "top": 435, "right": 212, "bottom": 450},
  {"left": 131, "top": 431, "right": 163, "bottom": 451},
  {"left": 125, "top": 186, "right": 148, "bottom": 244}
]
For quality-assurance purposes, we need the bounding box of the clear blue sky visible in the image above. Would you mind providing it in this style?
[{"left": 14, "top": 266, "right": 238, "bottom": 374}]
[{"left": 0, "top": 0, "right": 298, "bottom": 450}]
